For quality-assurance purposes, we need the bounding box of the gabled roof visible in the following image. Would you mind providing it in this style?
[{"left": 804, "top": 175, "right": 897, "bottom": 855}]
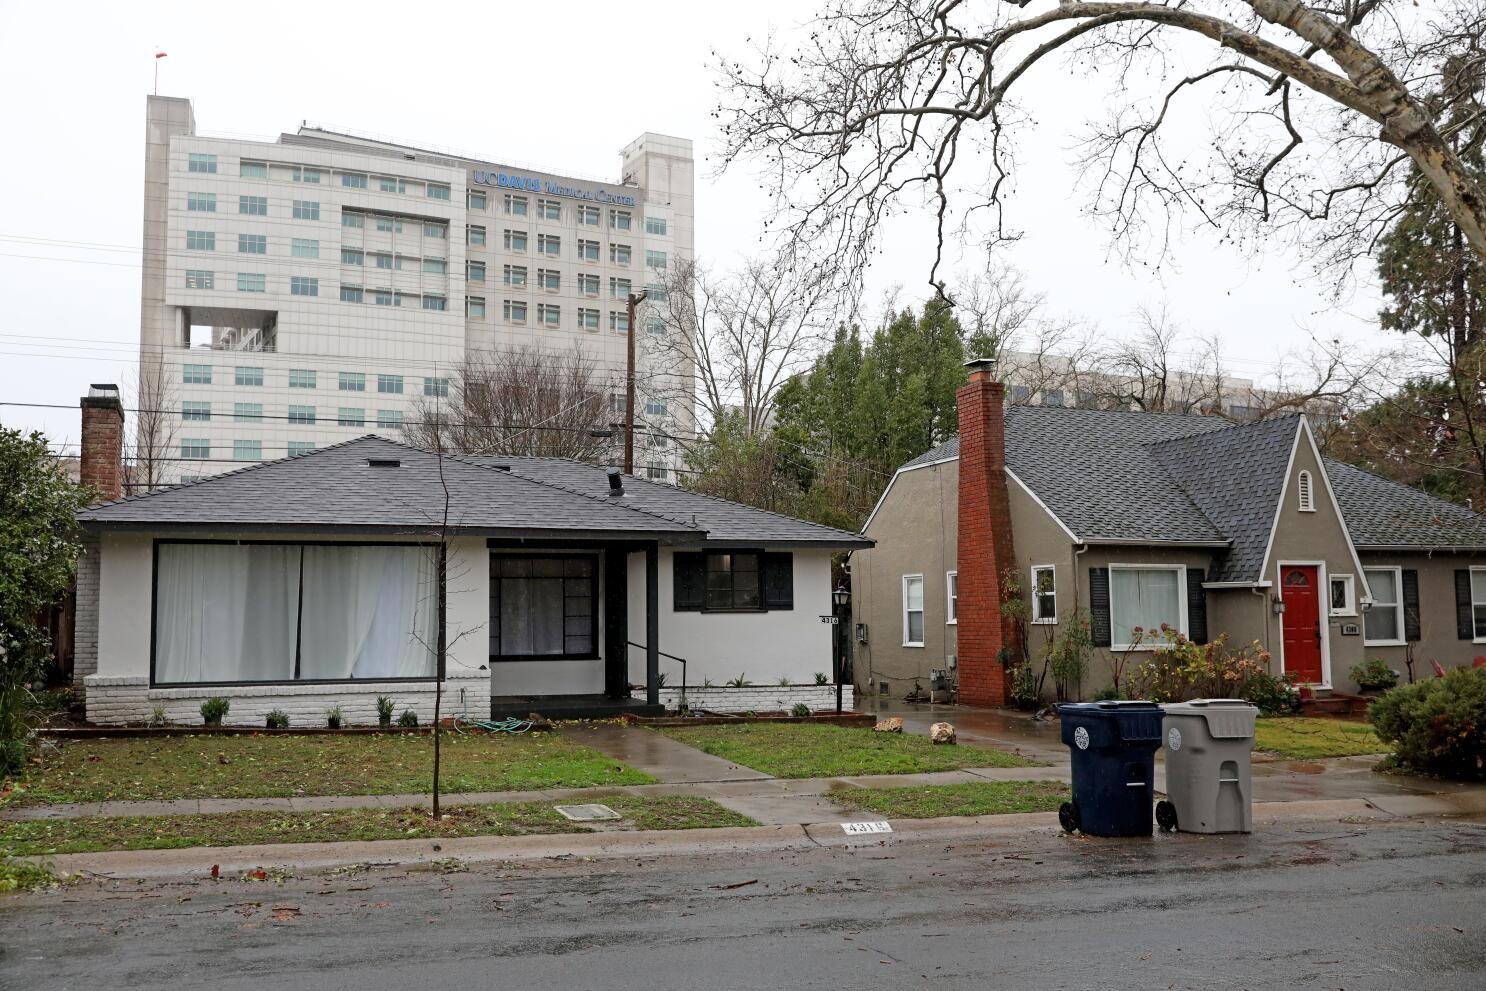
[
  {"left": 886, "top": 405, "right": 1486, "bottom": 578},
  {"left": 1148, "top": 415, "right": 1304, "bottom": 582},
  {"left": 78, "top": 436, "right": 870, "bottom": 548}
]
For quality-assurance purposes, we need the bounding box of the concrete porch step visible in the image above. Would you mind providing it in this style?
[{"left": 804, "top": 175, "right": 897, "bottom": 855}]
[{"left": 490, "top": 694, "right": 665, "bottom": 721}]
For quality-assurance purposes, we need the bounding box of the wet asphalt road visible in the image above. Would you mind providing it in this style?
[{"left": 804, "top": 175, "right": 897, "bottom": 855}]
[{"left": 2, "top": 817, "right": 1482, "bottom": 991}]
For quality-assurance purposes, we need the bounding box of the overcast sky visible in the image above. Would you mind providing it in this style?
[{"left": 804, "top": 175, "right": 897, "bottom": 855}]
[{"left": 0, "top": 0, "right": 1388, "bottom": 453}]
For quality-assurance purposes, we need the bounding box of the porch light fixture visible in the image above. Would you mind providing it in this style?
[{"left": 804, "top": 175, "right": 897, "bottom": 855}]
[{"left": 833, "top": 585, "right": 850, "bottom": 608}]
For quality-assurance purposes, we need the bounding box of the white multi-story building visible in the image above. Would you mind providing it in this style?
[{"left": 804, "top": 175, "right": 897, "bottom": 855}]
[{"left": 137, "top": 95, "right": 694, "bottom": 484}]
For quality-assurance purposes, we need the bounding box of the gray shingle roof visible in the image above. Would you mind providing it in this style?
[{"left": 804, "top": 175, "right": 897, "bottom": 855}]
[
  {"left": 1148, "top": 415, "right": 1303, "bottom": 582},
  {"left": 1001, "top": 406, "right": 1232, "bottom": 545},
  {"left": 79, "top": 436, "right": 869, "bottom": 548},
  {"left": 1325, "top": 457, "right": 1486, "bottom": 549},
  {"left": 894, "top": 405, "right": 1486, "bottom": 576},
  {"left": 467, "top": 455, "right": 871, "bottom": 547}
]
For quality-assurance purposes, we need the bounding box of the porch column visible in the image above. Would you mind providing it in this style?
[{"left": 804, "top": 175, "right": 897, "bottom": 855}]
[
  {"left": 603, "top": 546, "right": 629, "bottom": 699},
  {"left": 646, "top": 542, "right": 660, "bottom": 706}
]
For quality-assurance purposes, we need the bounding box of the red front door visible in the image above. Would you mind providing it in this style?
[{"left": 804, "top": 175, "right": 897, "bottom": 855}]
[{"left": 1280, "top": 566, "right": 1324, "bottom": 684}]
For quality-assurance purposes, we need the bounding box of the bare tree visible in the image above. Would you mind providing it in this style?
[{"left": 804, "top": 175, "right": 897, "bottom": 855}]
[
  {"left": 717, "top": 1, "right": 1486, "bottom": 292},
  {"left": 648, "top": 253, "right": 838, "bottom": 437},
  {"left": 403, "top": 346, "right": 613, "bottom": 460},
  {"left": 125, "top": 357, "right": 177, "bottom": 494}
]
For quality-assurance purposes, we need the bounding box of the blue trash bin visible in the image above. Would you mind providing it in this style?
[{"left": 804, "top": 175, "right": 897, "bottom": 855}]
[{"left": 1055, "top": 701, "right": 1164, "bottom": 837}]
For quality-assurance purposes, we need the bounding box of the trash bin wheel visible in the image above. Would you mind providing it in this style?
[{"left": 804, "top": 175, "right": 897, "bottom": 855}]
[
  {"left": 1058, "top": 801, "right": 1080, "bottom": 834},
  {"left": 1155, "top": 800, "right": 1177, "bottom": 832}
]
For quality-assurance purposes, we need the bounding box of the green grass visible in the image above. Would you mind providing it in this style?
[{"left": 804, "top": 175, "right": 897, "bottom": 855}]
[
  {"left": 0, "top": 795, "right": 756, "bottom": 857},
  {"left": 655, "top": 723, "right": 1039, "bottom": 778},
  {"left": 833, "top": 780, "right": 1068, "bottom": 819},
  {"left": 2, "top": 733, "right": 652, "bottom": 806},
  {"left": 0, "top": 857, "right": 63, "bottom": 893},
  {"left": 1254, "top": 717, "right": 1387, "bottom": 759}
]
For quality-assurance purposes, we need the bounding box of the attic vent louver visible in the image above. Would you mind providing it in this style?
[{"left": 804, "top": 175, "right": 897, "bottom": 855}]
[{"left": 367, "top": 458, "right": 401, "bottom": 468}]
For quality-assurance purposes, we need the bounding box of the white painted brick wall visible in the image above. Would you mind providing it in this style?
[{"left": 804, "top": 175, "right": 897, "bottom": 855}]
[
  {"left": 656, "top": 684, "right": 855, "bottom": 713},
  {"left": 72, "top": 534, "right": 101, "bottom": 687},
  {"left": 82, "top": 674, "right": 492, "bottom": 728}
]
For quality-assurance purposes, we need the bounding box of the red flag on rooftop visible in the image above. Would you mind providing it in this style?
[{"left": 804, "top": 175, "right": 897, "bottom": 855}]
[{"left": 155, "top": 52, "right": 167, "bottom": 58}]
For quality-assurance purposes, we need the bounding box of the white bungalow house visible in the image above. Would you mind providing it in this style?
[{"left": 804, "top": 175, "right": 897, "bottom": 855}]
[{"left": 73, "top": 428, "right": 868, "bottom": 726}]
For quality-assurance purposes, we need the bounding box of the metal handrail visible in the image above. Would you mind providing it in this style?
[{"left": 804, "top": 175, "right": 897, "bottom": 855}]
[{"left": 627, "top": 640, "right": 687, "bottom": 705}]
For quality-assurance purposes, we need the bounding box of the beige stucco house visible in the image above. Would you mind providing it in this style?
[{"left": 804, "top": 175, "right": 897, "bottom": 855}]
[{"left": 854, "top": 373, "right": 1486, "bottom": 702}]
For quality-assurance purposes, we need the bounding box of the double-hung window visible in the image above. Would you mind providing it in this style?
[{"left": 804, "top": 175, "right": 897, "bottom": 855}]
[
  {"left": 468, "top": 225, "right": 486, "bottom": 246},
  {"left": 578, "top": 273, "right": 599, "bottom": 296},
  {"left": 1363, "top": 567, "right": 1405, "bottom": 645},
  {"left": 468, "top": 190, "right": 487, "bottom": 210},
  {"left": 504, "top": 300, "right": 527, "bottom": 323},
  {"left": 610, "top": 210, "right": 631, "bottom": 231},
  {"left": 610, "top": 243, "right": 631, "bottom": 265},
  {"left": 577, "top": 239, "right": 599, "bottom": 261},
  {"left": 537, "top": 199, "right": 561, "bottom": 221},
  {"left": 902, "top": 575, "right": 925, "bottom": 646},
  {"left": 537, "top": 268, "right": 560, "bottom": 291},
  {"left": 1109, "top": 566, "right": 1185, "bottom": 648},
  {"left": 946, "top": 571, "right": 958, "bottom": 625},
  {"left": 610, "top": 277, "right": 631, "bottom": 298},
  {"left": 1469, "top": 569, "right": 1486, "bottom": 641},
  {"left": 503, "top": 265, "right": 527, "bottom": 287},
  {"left": 538, "top": 234, "right": 560, "bottom": 256},
  {"left": 537, "top": 303, "right": 560, "bottom": 326},
  {"left": 1031, "top": 565, "right": 1057, "bottom": 623},
  {"left": 577, "top": 205, "right": 600, "bottom": 226},
  {"left": 504, "top": 229, "right": 527, "bottom": 252},
  {"left": 467, "top": 260, "right": 486, "bottom": 282},
  {"left": 504, "top": 194, "right": 528, "bottom": 216},
  {"left": 578, "top": 307, "right": 600, "bottom": 331}
]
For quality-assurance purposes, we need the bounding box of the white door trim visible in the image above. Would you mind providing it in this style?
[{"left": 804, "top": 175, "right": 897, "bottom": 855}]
[{"left": 1276, "top": 559, "right": 1332, "bottom": 689}]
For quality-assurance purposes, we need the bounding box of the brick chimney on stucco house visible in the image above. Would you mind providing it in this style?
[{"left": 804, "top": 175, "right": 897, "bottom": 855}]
[
  {"left": 79, "top": 384, "right": 125, "bottom": 503},
  {"left": 956, "top": 358, "right": 1017, "bottom": 706}
]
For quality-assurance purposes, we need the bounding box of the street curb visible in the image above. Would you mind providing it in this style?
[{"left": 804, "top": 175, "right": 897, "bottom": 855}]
[{"left": 26, "top": 795, "right": 1460, "bottom": 881}]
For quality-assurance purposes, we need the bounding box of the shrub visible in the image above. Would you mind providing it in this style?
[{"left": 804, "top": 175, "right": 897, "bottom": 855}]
[
  {"left": 778, "top": 676, "right": 791, "bottom": 687},
  {"left": 0, "top": 673, "right": 35, "bottom": 775},
  {"left": 376, "top": 696, "right": 395, "bottom": 727},
  {"left": 147, "top": 705, "right": 169, "bottom": 727},
  {"left": 265, "top": 709, "right": 289, "bottom": 729},
  {"left": 326, "top": 706, "right": 344, "bottom": 729},
  {"left": 1350, "top": 658, "right": 1399, "bottom": 691},
  {"left": 1091, "top": 685, "right": 1122, "bottom": 702},
  {"left": 200, "top": 697, "right": 230, "bottom": 726},
  {"left": 813, "top": 672, "right": 829, "bottom": 686},
  {"left": 1009, "top": 663, "right": 1040, "bottom": 709},
  {"left": 1043, "top": 615, "right": 1092, "bottom": 701},
  {"left": 1240, "top": 670, "right": 1301, "bottom": 715},
  {"left": 791, "top": 702, "right": 812, "bottom": 717},
  {"left": 1126, "top": 630, "right": 1273, "bottom": 703},
  {"left": 397, "top": 709, "right": 419, "bottom": 728},
  {"left": 1371, "top": 668, "right": 1486, "bottom": 780},
  {"left": 727, "top": 674, "right": 750, "bottom": 688}
]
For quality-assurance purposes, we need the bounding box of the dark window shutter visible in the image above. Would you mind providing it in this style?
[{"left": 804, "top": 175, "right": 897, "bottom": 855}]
[
  {"left": 673, "top": 552, "right": 704, "bottom": 611},
  {"left": 1401, "top": 569, "right": 1421, "bottom": 642},
  {"left": 1089, "top": 568, "right": 1111, "bottom": 648},
  {"left": 1456, "top": 569, "right": 1473, "bottom": 640},
  {"left": 762, "top": 552, "right": 794, "bottom": 610},
  {"left": 1186, "top": 568, "right": 1208, "bottom": 645}
]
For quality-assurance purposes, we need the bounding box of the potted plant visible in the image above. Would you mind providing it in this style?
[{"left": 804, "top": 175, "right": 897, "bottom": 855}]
[
  {"left": 200, "top": 696, "right": 230, "bottom": 727},
  {"left": 376, "top": 695, "right": 395, "bottom": 729},
  {"left": 326, "top": 706, "right": 344, "bottom": 730},
  {"left": 265, "top": 709, "right": 289, "bottom": 729},
  {"left": 1349, "top": 658, "right": 1400, "bottom": 695}
]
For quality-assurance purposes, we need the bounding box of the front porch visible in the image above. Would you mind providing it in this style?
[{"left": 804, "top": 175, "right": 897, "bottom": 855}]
[{"left": 489, "top": 694, "right": 666, "bottom": 720}]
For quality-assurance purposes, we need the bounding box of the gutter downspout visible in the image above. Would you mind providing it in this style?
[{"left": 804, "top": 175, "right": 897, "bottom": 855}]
[{"left": 1073, "top": 542, "right": 1088, "bottom": 697}]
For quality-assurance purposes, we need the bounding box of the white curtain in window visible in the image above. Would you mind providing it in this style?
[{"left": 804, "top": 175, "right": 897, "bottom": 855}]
[
  {"left": 1111, "top": 569, "right": 1181, "bottom": 646},
  {"left": 499, "top": 561, "right": 566, "bottom": 656},
  {"left": 154, "top": 543, "right": 300, "bottom": 683},
  {"left": 298, "top": 545, "right": 439, "bottom": 679}
]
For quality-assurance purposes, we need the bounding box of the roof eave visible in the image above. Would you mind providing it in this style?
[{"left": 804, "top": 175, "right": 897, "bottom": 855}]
[
  {"left": 79, "top": 520, "right": 704, "bottom": 541},
  {"left": 1354, "top": 543, "right": 1486, "bottom": 553}
]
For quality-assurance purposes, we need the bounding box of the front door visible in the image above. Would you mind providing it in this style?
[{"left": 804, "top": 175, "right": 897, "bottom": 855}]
[{"left": 1280, "top": 566, "right": 1324, "bottom": 684}]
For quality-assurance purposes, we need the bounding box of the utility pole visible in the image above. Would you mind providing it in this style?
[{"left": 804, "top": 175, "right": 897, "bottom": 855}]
[{"left": 623, "top": 288, "right": 648, "bottom": 475}]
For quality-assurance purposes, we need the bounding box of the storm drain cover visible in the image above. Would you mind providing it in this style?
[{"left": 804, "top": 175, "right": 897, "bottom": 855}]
[{"left": 554, "top": 803, "right": 622, "bottom": 822}]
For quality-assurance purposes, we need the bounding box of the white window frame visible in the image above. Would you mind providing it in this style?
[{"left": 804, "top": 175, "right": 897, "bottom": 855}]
[
  {"left": 1108, "top": 564, "right": 1188, "bottom": 651},
  {"left": 946, "top": 571, "right": 958, "bottom": 625},
  {"left": 1328, "top": 573, "right": 1357, "bottom": 617},
  {"left": 1362, "top": 566, "right": 1406, "bottom": 647},
  {"left": 1470, "top": 567, "right": 1486, "bottom": 643},
  {"left": 902, "top": 574, "right": 925, "bottom": 647},
  {"left": 1297, "top": 469, "right": 1316, "bottom": 512},
  {"left": 1031, "top": 564, "right": 1058, "bottom": 624}
]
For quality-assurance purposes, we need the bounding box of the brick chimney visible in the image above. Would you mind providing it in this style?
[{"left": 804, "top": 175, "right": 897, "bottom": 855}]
[
  {"left": 956, "top": 358, "right": 1016, "bottom": 707},
  {"left": 80, "top": 384, "right": 125, "bottom": 502}
]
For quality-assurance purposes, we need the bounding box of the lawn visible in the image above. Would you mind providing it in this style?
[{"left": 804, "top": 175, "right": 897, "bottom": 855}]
[
  {"left": 2, "top": 733, "right": 652, "bottom": 806},
  {"left": 1253, "top": 717, "right": 1388, "bottom": 759},
  {"left": 655, "top": 723, "right": 1039, "bottom": 778},
  {"left": 834, "top": 780, "right": 1068, "bottom": 819},
  {"left": 0, "top": 795, "right": 756, "bottom": 857}
]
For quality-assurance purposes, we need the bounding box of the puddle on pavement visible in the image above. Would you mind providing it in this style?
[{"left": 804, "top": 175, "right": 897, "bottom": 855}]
[{"left": 1285, "top": 762, "right": 1326, "bottom": 775}]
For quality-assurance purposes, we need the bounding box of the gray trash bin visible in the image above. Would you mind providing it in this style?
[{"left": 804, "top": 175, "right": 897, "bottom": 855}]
[{"left": 1157, "top": 699, "right": 1258, "bottom": 834}]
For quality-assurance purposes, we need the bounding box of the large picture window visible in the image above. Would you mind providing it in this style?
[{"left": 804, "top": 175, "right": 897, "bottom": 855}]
[
  {"left": 489, "top": 555, "right": 596, "bottom": 659},
  {"left": 153, "top": 542, "right": 439, "bottom": 685},
  {"left": 1109, "top": 566, "right": 1185, "bottom": 648},
  {"left": 673, "top": 552, "right": 793, "bottom": 612}
]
